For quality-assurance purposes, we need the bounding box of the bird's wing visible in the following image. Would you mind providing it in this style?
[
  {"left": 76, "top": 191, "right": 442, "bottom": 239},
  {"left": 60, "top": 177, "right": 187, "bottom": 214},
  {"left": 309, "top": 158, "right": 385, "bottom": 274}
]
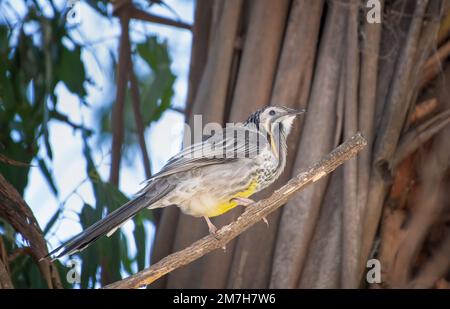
[{"left": 149, "top": 125, "right": 267, "bottom": 181}]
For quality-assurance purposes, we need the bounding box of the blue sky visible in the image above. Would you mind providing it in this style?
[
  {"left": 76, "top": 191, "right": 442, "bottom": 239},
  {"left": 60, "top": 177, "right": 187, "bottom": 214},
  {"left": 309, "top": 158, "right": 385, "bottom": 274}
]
[{"left": 2, "top": 0, "right": 194, "bottom": 268}]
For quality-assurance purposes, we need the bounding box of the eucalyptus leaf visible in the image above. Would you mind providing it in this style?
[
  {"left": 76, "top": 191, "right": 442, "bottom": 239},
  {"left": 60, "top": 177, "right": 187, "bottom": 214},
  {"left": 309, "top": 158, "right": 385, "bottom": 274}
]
[{"left": 55, "top": 45, "right": 87, "bottom": 97}]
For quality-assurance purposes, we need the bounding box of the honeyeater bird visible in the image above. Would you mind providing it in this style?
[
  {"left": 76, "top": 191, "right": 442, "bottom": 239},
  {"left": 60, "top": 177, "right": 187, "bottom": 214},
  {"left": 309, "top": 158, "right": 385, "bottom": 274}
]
[{"left": 45, "top": 106, "right": 305, "bottom": 260}]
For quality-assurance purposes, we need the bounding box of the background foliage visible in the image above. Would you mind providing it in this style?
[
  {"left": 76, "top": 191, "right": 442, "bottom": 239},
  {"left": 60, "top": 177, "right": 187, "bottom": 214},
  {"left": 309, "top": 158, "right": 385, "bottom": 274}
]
[{"left": 0, "top": 0, "right": 177, "bottom": 288}]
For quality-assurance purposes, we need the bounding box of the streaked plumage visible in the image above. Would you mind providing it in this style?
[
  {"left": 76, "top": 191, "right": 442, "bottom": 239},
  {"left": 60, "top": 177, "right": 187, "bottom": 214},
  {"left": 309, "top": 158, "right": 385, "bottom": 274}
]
[{"left": 45, "top": 106, "right": 304, "bottom": 260}]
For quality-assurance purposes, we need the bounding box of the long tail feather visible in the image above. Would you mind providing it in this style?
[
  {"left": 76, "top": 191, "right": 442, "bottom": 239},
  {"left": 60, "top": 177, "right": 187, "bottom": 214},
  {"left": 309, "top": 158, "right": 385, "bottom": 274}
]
[{"left": 43, "top": 180, "right": 172, "bottom": 261}]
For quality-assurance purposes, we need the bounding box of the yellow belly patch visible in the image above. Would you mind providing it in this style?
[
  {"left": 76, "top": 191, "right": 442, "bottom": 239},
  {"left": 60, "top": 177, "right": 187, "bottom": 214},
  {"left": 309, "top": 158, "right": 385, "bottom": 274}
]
[{"left": 206, "top": 179, "right": 258, "bottom": 217}]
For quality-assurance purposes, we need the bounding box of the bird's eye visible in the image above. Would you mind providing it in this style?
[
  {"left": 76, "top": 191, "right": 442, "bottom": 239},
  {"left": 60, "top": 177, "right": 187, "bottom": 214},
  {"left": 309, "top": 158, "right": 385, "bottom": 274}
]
[{"left": 269, "top": 110, "right": 276, "bottom": 116}]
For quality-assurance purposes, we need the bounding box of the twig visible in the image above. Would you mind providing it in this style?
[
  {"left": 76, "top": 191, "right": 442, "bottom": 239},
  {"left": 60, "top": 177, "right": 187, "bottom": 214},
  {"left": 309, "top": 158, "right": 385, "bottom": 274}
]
[
  {"left": 128, "top": 6, "right": 191, "bottom": 30},
  {"left": 420, "top": 40, "right": 450, "bottom": 88},
  {"left": 407, "top": 98, "right": 438, "bottom": 125},
  {"left": 392, "top": 108, "right": 450, "bottom": 167},
  {"left": 437, "top": 10, "right": 450, "bottom": 45},
  {"left": 49, "top": 110, "right": 93, "bottom": 135},
  {"left": 0, "top": 153, "right": 32, "bottom": 167},
  {"left": 109, "top": 8, "right": 131, "bottom": 185},
  {"left": 128, "top": 65, "right": 152, "bottom": 178},
  {"left": 103, "top": 133, "right": 367, "bottom": 289},
  {"left": 169, "top": 106, "right": 185, "bottom": 114},
  {"left": 7, "top": 247, "right": 33, "bottom": 263}
]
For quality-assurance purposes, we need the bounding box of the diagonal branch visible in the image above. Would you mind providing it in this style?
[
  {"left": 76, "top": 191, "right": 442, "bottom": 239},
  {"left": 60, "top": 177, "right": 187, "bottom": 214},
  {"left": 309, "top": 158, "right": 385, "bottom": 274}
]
[
  {"left": 103, "top": 133, "right": 367, "bottom": 289},
  {"left": 128, "top": 6, "right": 191, "bottom": 30},
  {"left": 392, "top": 108, "right": 450, "bottom": 167}
]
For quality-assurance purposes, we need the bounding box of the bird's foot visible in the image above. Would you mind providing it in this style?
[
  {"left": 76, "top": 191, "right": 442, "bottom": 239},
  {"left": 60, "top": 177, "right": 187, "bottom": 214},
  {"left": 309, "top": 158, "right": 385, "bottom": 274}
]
[
  {"left": 231, "top": 197, "right": 269, "bottom": 227},
  {"left": 231, "top": 197, "right": 255, "bottom": 206},
  {"left": 203, "top": 216, "right": 226, "bottom": 250},
  {"left": 204, "top": 216, "right": 219, "bottom": 239}
]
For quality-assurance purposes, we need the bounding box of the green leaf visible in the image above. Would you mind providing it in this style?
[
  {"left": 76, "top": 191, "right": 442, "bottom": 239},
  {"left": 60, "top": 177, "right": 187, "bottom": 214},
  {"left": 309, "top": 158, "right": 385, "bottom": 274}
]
[
  {"left": 136, "top": 36, "right": 175, "bottom": 125},
  {"left": 120, "top": 233, "right": 133, "bottom": 275},
  {"left": 55, "top": 45, "right": 86, "bottom": 97},
  {"left": 79, "top": 203, "right": 100, "bottom": 288},
  {"left": 0, "top": 25, "right": 8, "bottom": 54},
  {"left": 133, "top": 214, "right": 146, "bottom": 271},
  {"left": 137, "top": 36, "right": 171, "bottom": 71}
]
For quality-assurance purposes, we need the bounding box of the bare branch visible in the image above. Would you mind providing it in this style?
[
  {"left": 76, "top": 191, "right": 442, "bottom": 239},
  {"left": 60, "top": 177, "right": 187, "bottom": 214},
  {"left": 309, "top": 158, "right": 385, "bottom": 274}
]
[
  {"left": 128, "top": 65, "right": 152, "bottom": 179},
  {"left": 0, "top": 153, "right": 32, "bottom": 167},
  {"left": 420, "top": 40, "right": 450, "bottom": 89},
  {"left": 408, "top": 98, "right": 438, "bottom": 125},
  {"left": 129, "top": 6, "right": 191, "bottom": 30},
  {"left": 103, "top": 133, "right": 367, "bottom": 289},
  {"left": 393, "top": 108, "right": 450, "bottom": 167},
  {"left": 109, "top": 8, "right": 131, "bottom": 185},
  {"left": 169, "top": 106, "right": 185, "bottom": 114}
]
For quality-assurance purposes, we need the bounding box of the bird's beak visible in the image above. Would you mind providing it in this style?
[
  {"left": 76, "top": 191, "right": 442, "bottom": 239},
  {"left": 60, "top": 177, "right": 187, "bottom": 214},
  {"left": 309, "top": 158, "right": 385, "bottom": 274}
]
[{"left": 284, "top": 107, "right": 306, "bottom": 116}]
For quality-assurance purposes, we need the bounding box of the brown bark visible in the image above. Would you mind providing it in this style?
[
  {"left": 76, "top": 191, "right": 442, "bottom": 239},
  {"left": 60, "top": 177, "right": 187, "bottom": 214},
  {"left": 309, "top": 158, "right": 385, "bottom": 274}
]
[
  {"left": 184, "top": 0, "right": 213, "bottom": 120},
  {"left": 227, "top": 0, "right": 324, "bottom": 288},
  {"left": 361, "top": 0, "right": 431, "bottom": 271},
  {"left": 271, "top": 1, "right": 348, "bottom": 288},
  {"left": 0, "top": 174, "right": 62, "bottom": 288},
  {"left": 409, "top": 231, "right": 450, "bottom": 288},
  {"left": 0, "top": 258, "right": 13, "bottom": 289},
  {"left": 299, "top": 169, "right": 343, "bottom": 288},
  {"left": 357, "top": 0, "right": 383, "bottom": 263},
  {"left": 341, "top": 1, "right": 361, "bottom": 288},
  {"left": 298, "top": 56, "right": 346, "bottom": 288}
]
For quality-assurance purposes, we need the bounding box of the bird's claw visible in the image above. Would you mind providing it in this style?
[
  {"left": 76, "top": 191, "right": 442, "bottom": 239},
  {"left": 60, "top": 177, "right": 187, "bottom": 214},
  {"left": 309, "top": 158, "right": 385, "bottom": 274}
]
[
  {"left": 204, "top": 216, "right": 220, "bottom": 240},
  {"left": 208, "top": 225, "right": 220, "bottom": 240},
  {"left": 231, "top": 197, "right": 255, "bottom": 206},
  {"left": 262, "top": 216, "right": 269, "bottom": 227},
  {"left": 207, "top": 224, "right": 225, "bottom": 250}
]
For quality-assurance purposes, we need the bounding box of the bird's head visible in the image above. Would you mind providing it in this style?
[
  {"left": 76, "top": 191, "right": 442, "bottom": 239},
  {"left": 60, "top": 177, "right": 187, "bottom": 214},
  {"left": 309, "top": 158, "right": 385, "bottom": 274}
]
[
  {"left": 246, "top": 105, "right": 305, "bottom": 136},
  {"left": 245, "top": 106, "right": 306, "bottom": 159}
]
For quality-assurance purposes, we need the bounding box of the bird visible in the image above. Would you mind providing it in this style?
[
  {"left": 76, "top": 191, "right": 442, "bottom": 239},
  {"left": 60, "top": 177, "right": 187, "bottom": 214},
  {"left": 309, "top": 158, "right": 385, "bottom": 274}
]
[{"left": 45, "top": 106, "right": 305, "bottom": 260}]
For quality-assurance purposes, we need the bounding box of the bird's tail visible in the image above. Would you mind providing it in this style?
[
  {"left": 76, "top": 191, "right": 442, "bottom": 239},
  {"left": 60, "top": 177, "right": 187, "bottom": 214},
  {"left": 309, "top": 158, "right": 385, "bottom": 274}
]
[{"left": 43, "top": 180, "right": 173, "bottom": 261}]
